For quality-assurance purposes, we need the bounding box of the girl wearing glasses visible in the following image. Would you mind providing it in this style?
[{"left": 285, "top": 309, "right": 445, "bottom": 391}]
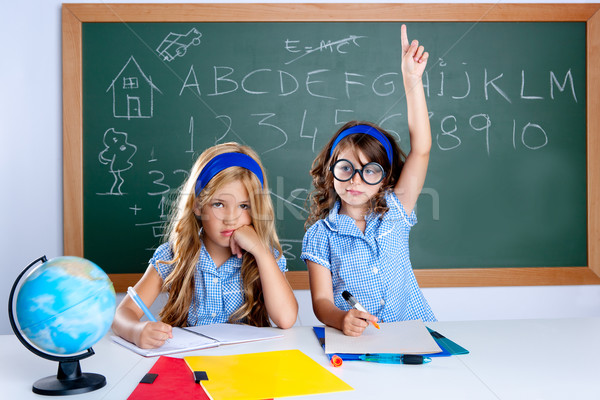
[
  {"left": 112, "top": 143, "right": 297, "bottom": 349},
  {"left": 301, "top": 25, "right": 435, "bottom": 336}
]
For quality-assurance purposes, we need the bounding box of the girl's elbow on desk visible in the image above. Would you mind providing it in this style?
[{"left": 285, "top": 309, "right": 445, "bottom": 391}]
[
  {"left": 270, "top": 314, "right": 296, "bottom": 329},
  {"left": 271, "top": 304, "right": 299, "bottom": 329},
  {"left": 274, "top": 318, "right": 296, "bottom": 330}
]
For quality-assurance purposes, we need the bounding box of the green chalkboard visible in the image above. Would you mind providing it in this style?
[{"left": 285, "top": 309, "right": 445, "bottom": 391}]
[{"left": 82, "top": 22, "right": 586, "bottom": 274}]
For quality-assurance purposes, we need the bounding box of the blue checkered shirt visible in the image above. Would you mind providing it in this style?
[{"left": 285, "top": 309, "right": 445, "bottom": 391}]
[
  {"left": 301, "top": 191, "right": 436, "bottom": 322},
  {"left": 151, "top": 241, "right": 287, "bottom": 326}
]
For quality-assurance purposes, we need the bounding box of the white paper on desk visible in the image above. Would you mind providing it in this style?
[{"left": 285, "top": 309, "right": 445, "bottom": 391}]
[
  {"left": 111, "top": 323, "right": 283, "bottom": 357},
  {"left": 111, "top": 327, "right": 219, "bottom": 357},
  {"left": 324, "top": 320, "right": 442, "bottom": 355},
  {"left": 185, "top": 323, "right": 283, "bottom": 344}
]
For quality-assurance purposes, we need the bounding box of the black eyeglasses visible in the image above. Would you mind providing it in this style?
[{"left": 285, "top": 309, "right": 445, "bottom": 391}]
[{"left": 329, "top": 159, "right": 386, "bottom": 185}]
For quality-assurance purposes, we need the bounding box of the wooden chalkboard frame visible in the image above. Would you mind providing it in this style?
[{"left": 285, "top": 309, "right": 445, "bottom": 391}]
[{"left": 63, "top": 3, "right": 600, "bottom": 291}]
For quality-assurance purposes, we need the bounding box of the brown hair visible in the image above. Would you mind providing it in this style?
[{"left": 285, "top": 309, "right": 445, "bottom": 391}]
[
  {"left": 158, "top": 142, "right": 281, "bottom": 327},
  {"left": 305, "top": 121, "right": 407, "bottom": 229}
]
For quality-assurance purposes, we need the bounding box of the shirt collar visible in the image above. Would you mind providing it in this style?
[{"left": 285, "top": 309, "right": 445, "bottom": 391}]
[
  {"left": 324, "top": 200, "right": 367, "bottom": 237},
  {"left": 199, "top": 242, "right": 242, "bottom": 272},
  {"left": 324, "top": 198, "right": 387, "bottom": 237},
  {"left": 324, "top": 200, "right": 341, "bottom": 231}
]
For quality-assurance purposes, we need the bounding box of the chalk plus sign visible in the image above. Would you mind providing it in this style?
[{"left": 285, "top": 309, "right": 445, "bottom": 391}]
[{"left": 129, "top": 205, "right": 142, "bottom": 215}]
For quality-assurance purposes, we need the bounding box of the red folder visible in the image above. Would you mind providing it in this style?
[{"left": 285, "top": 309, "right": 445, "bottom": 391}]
[{"left": 128, "top": 356, "right": 209, "bottom": 399}]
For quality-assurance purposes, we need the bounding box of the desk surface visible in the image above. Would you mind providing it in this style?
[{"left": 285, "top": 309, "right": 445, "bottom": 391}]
[{"left": 2, "top": 318, "right": 600, "bottom": 399}]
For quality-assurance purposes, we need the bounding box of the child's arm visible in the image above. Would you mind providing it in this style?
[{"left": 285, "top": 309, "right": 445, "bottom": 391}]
[
  {"left": 111, "top": 265, "right": 172, "bottom": 348},
  {"left": 307, "top": 261, "right": 378, "bottom": 336},
  {"left": 231, "top": 226, "right": 298, "bottom": 329},
  {"left": 395, "top": 24, "right": 432, "bottom": 215}
]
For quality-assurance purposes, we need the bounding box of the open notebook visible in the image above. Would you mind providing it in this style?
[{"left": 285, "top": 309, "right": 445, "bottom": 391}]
[{"left": 112, "top": 323, "right": 283, "bottom": 357}]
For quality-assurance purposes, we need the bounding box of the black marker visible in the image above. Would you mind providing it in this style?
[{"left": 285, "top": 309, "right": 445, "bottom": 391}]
[{"left": 342, "top": 290, "right": 380, "bottom": 329}]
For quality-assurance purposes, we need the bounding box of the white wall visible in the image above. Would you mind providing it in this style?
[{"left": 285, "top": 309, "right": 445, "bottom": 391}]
[{"left": 2, "top": 0, "right": 599, "bottom": 335}]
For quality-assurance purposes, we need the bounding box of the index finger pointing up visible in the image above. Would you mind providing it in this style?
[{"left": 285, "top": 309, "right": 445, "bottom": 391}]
[{"left": 401, "top": 24, "right": 410, "bottom": 54}]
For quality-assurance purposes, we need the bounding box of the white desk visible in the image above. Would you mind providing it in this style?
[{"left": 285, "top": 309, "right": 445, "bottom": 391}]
[{"left": 2, "top": 318, "right": 600, "bottom": 399}]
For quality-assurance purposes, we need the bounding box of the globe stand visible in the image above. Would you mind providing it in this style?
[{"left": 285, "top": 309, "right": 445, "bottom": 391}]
[
  {"left": 8, "top": 255, "right": 107, "bottom": 396},
  {"left": 32, "top": 359, "right": 106, "bottom": 396}
]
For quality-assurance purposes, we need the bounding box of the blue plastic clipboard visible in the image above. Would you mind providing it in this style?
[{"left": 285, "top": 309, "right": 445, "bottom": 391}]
[{"left": 313, "top": 326, "right": 468, "bottom": 361}]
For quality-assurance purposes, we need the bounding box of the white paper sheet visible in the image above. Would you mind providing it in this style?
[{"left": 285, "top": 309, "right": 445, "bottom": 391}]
[
  {"left": 185, "top": 323, "right": 283, "bottom": 344},
  {"left": 324, "top": 320, "right": 442, "bottom": 355}
]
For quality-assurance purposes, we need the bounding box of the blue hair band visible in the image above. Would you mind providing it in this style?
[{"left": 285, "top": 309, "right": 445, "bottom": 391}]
[
  {"left": 330, "top": 124, "right": 393, "bottom": 165},
  {"left": 195, "top": 152, "right": 264, "bottom": 196}
]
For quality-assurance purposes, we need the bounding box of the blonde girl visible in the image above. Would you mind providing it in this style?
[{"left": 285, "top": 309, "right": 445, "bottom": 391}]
[{"left": 113, "top": 143, "right": 297, "bottom": 349}]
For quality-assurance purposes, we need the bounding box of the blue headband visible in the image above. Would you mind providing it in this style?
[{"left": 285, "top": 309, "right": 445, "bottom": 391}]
[
  {"left": 330, "top": 125, "right": 393, "bottom": 165},
  {"left": 195, "top": 152, "right": 264, "bottom": 196}
]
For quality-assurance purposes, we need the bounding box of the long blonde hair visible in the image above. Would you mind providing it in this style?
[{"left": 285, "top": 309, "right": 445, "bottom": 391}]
[{"left": 158, "top": 142, "right": 282, "bottom": 327}]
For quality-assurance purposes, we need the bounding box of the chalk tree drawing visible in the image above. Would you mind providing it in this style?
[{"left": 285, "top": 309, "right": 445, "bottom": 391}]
[
  {"left": 98, "top": 128, "right": 137, "bottom": 195},
  {"left": 156, "top": 28, "right": 202, "bottom": 62},
  {"left": 106, "top": 56, "right": 162, "bottom": 119}
]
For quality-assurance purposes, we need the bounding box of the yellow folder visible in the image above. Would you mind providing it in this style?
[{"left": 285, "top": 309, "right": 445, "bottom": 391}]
[{"left": 184, "top": 349, "right": 353, "bottom": 400}]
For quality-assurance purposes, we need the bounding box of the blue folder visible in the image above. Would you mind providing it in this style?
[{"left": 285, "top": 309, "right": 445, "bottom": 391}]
[
  {"left": 426, "top": 327, "right": 469, "bottom": 355},
  {"left": 312, "top": 326, "right": 468, "bottom": 361}
]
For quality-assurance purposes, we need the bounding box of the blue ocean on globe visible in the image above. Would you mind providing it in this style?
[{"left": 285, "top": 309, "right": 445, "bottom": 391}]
[{"left": 15, "top": 256, "right": 116, "bottom": 355}]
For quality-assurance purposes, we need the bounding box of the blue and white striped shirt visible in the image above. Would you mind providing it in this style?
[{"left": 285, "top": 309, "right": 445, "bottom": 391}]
[
  {"left": 150, "top": 242, "right": 287, "bottom": 326},
  {"left": 301, "top": 191, "right": 435, "bottom": 322}
]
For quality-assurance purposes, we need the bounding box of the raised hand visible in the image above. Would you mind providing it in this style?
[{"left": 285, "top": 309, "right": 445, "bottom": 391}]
[{"left": 401, "top": 24, "right": 429, "bottom": 82}]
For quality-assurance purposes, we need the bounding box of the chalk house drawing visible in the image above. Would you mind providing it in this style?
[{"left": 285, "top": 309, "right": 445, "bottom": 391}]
[
  {"left": 106, "top": 56, "right": 162, "bottom": 119},
  {"left": 156, "top": 28, "right": 202, "bottom": 62},
  {"left": 98, "top": 128, "right": 137, "bottom": 195}
]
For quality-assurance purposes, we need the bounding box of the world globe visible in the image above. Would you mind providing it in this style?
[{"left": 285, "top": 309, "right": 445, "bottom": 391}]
[
  {"left": 15, "top": 256, "right": 116, "bottom": 355},
  {"left": 9, "top": 255, "right": 116, "bottom": 395}
]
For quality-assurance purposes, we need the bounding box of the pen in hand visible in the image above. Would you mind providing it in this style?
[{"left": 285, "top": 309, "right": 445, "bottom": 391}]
[
  {"left": 342, "top": 290, "right": 380, "bottom": 329},
  {"left": 127, "top": 286, "right": 157, "bottom": 322}
]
